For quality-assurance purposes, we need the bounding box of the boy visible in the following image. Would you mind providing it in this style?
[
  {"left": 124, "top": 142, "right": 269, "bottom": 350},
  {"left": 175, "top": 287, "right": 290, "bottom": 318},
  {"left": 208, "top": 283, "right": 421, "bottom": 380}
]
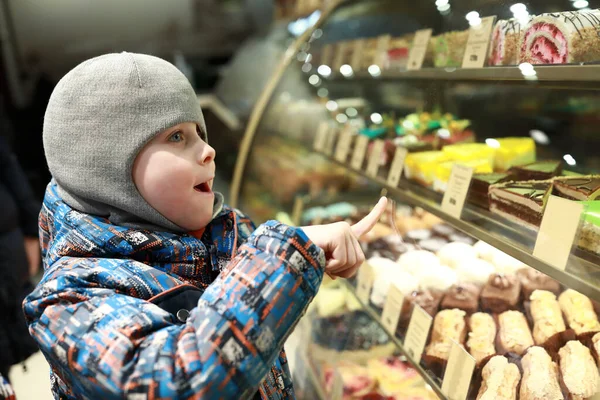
[{"left": 23, "top": 52, "right": 386, "bottom": 399}]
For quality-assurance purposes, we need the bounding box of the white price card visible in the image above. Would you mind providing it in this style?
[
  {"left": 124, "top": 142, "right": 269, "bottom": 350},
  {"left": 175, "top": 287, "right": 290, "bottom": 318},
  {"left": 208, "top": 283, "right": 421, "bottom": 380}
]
[
  {"left": 387, "top": 147, "right": 408, "bottom": 187},
  {"left": 323, "top": 126, "right": 338, "bottom": 156},
  {"left": 351, "top": 39, "right": 365, "bottom": 72},
  {"left": 313, "top": 122, "right": 329, "bottom": 152},
  {"left": 334, "top": 127, "right": 354, "bottom": 163},
  {"left": 533, "top": 195, "right": 585, "bottom": 271},
  {"left": 374, "top": 35, "right": 391, "bottom": 67},
  {"left": 462, "top": 16, "right": 497, "bottom": 68},
  {"left": 407, "top": 29, "right": 433, "bottom": 71},
  {"left": 356, "top": 263, "right": 375, "bottom": 304},
  {"left": 442, "top": 341, "right": 476, "bottom": 400},
  {"left": 350, "top": 135, "right": 370, "bottom": 170},
  {"left": 404, "top": 304, "right": 433, "bottom": 364},
  {"left": 381, "top": 284, "right": 405, "bottom": 333},
  {"left": 441, "top": 164, "right": 474, "bottom": 219},
  {"left": 366, "top": 140, "right": 385, "bottom": 178},
  {"left": 330, "top": 369, "right": 344, "bottom": 400}
]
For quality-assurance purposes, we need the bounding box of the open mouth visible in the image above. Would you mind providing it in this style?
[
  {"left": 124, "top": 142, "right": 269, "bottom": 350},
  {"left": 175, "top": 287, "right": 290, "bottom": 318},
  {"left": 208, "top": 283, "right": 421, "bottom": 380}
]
[{"left": 194, "top": 181, "right": 212, "bottom": 193}]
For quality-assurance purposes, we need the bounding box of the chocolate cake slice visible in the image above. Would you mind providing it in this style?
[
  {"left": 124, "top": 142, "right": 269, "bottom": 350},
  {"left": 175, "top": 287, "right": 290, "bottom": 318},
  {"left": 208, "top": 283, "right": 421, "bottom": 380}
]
[
  {"left": 468, "top": 172, "right": 515, "bottom": 210},
  {"left": 509, "top": 160, "right": 563, "bottom": 181},
  {"left": 489, "top": 180, "right": 553, "bottom": 231},
  {"left": 553, "top": 175, "right": 600, "bottom": 201}
]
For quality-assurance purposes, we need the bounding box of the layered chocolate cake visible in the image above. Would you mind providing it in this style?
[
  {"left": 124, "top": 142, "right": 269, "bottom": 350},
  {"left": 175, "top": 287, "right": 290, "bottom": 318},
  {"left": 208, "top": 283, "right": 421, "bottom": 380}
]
[
  {"left": 441, "top": 283, "right": 481, "bottom": 314},
  {"left": 520, "top": 10, "right": 600, "bottom": 65},
  {"left": 489, "top": 180, "right": 553, "bottom": 231},
  {"left": 469, "top": 172, "right": 515, "bottom": 210},
  {"left": 553, "top": 175, "right": 600, "bottom": 201},
  {"left": 509, "top": 160, "right": 563, "bottom": 181}
]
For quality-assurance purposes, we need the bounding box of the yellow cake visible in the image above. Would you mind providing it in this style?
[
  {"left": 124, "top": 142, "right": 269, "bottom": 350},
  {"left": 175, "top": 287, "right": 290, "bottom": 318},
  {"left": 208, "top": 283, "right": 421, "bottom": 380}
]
[
  {"left": 493, "top": 137, "right": 536, "bottom": 172},
  {"left": 433, "top": 159, "right": 494, "bottom": 193},
  {"left": 404, "top": 151, "right": 449, "bottom": 186}
]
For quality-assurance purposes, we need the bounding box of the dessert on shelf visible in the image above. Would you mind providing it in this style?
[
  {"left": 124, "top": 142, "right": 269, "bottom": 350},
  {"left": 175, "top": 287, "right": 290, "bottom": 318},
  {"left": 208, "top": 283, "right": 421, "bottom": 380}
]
[
  {"left": 488, "top": 180, "right": 553, "bottom": 231},
  {"left": 467, "top": 312, "right": 497, "bottom": 365},
  {"left": 488, "top": 19, "right": 524, "bottom": 66},
  {"left": 431, "top": 31, "right": 469, "bottom": 68},
  {"left": 476, "top": 356, "right": 520, "bottom": 400},
  {"left": 519, "top": 346, "right": 563, "bottom": 400}
]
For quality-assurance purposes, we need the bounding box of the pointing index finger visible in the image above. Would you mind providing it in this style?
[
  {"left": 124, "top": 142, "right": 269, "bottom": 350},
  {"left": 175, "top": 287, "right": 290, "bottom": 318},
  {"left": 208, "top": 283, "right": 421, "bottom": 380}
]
[{"left": 351, "top": 197, "right": 388, "bottom": 238}]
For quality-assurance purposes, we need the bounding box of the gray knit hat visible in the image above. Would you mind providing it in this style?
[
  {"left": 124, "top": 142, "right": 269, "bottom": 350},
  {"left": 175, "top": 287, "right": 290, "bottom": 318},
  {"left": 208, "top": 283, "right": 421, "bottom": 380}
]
[{"left": 43, "top": 52, "right": 223, "bottom": 232}]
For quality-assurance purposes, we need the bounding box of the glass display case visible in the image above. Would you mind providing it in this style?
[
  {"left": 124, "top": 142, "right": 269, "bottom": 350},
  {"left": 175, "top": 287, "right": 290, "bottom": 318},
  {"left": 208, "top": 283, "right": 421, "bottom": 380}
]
[{"left": 231, "top": 0, "right": 600, "bottom": 398}]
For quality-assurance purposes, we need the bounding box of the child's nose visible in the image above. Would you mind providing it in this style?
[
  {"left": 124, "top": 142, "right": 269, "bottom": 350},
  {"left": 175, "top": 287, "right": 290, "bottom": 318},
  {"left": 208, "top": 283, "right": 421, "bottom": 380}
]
[{"left": 198, "top": 143, "right": 216, "bottom": 165}]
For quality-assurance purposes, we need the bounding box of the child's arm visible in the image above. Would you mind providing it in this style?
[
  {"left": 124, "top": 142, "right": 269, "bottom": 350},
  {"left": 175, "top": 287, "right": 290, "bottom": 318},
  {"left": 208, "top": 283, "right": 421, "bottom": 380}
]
[{"left": 24, "top": 221, "right": 323, "bottom": 399}]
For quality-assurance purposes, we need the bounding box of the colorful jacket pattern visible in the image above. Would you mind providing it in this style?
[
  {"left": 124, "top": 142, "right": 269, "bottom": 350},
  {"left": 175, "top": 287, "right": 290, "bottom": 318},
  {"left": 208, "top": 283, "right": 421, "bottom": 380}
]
[{"left": 23, "top": 183, "right": 324, "bottom": 399}]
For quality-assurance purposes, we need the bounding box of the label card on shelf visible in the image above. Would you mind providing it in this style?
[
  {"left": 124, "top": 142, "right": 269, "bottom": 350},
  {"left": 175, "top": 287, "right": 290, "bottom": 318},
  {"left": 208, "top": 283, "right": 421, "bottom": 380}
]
[
  {"left": 442, "top": 341, "right": 476, "bottom": 400},
  {"left": 407, "top": 29, "right": 433, "bottom": 71},
  {"left": 356, "top": 263, "right": 375, "bottom": 304},
  {"left": 381, "top": 284, "right": 405, "bottom": 333},
  {"left": 334, "top": 126, "right": 354, "bottom": 163},
  {"left": 366, "top": 139, "right": 385, "bottom": 178},
  {"left": 330, "top": 369, "right": 344, "bottom": 400},
  {"left": 387, "top": 147, "right": 408, "bottom": 187},
  {"left": 351, "top": 135, "right": 370, "bottom": 170},
  {"left": 313, "top": 122, "right": 329, "bottom": 153},
  {"left": 351, "top": 39, "right": 365, "bottom": 72},
  {"left": 533, "top": 195, "right": 585, "bottom": 271},
  {"left": 323, "top": 126, "right": 338, "bottom": 156},
  {"left": 441, "top": 164, "right": 474, "bottom": 219},
  {"left": 375, "top": 35, "right": 391, "bottom": 67},
  {"left": 404, "top": 304, "right": 433, "bottom": 364},
  {"left": 462, "top": 16, "right": 497, "bottom": 68}
]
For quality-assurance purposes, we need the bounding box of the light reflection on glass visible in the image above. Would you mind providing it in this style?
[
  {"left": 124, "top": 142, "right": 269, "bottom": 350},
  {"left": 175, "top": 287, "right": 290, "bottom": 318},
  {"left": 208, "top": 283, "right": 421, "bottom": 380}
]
[
  {"left": 317, "top": 65, "right": 332, "bottom": 77},
  {"left": 308, "top": 74, "right": 321, "bottom": 86},
  {"left": 336, "top": 113, "right": 349, "bottom": 123},
  {"left": 368, "top": 65, "right": 382, "bottom": 77},
  {"left": 563, "top": 154, "right": 577, "bottom": 166},
  {"left": 370, "top": 113, "right": 383, "bottom": 124},
  {"left": 340, "top": 64, "right": 354, "bottom": 77},
  {"left": 326, "top": 100, "right": 339, "bottom": 111}
]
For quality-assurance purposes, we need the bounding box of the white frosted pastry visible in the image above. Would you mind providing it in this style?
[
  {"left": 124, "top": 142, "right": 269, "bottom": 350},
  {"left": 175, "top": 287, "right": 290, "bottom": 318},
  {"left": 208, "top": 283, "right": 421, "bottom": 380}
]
[
  {"left": 397, "top": 250, "right": 440, "bottom": 276},
  {"left": 456, "top": 258, "right": 495, "bottom": 285},
  {"left": 520, "top": 346, "right": 563, "bottom": 400},
  {"left": 530, "top": 290, "right": 566, "bottom": 345},
  {"left": 558, "top": 289, "right": 600, "bottom": 335},
  {"left": 492, "top": 251, "right": 527, "bottom": 274},
  {"left": 437, "top": 242, "right": 477, "bottom": 269},
  {"left": 477, "top": 356, "right": 520, "bottom": 400},
  {"left": 558, "top": 341, "right": 599, "bottom": 400},
  {"left": 474, "top": 240, "right": 497, "bottom": 262},
  {"left": 418, "top": 264, "right": 458, "bottom": 292},
  {"left": 367, "top": 257, "right": 403, "bottom": 307},
  {"left": 468, "top": 313, "right": 497, "bottom": 365},
  {"left": 371, "top": 269, "right": 419, "bottom": 308}
]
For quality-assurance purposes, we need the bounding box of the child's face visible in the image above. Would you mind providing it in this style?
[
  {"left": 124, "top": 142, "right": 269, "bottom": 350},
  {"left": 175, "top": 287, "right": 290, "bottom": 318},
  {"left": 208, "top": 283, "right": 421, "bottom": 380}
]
[{"left": 133, "top": 122, "right": 216, "bottom": 231}]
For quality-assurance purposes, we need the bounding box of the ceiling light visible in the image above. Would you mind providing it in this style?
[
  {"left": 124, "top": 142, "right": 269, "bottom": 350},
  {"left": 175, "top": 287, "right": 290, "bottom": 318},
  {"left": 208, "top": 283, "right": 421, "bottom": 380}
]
[
  {"left": 563, "top": 154, "right": 577, "bottom": 166},
  {"left": 340, "top": 64, "right": 354, "bottom": 77},
  {"left": 573, "top": 0, "right": 589, "bottom": 8},
  {"left": 317, "top": 65, "right": 332, "bottom": 77},
  {"left": 370, "top": 113, "right": 383, "bottom": 124}
]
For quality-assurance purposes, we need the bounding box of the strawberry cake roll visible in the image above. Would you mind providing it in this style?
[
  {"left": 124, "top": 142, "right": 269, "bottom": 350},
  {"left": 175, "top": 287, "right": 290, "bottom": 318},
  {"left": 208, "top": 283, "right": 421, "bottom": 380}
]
[
  {"left": 488, "top": 19, "right": 524, "bottom": 66},
  {"left": 520, "top": 10, "right": 600, "bottom": 64}
]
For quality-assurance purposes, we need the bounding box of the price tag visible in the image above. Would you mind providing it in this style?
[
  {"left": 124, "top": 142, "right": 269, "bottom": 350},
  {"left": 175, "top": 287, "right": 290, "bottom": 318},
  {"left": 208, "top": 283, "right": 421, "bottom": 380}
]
[
  {"left": 441, "top": 164, "right": 474, "bottom": 219},
  {"left": 441, "top": 341, "right": 476, "bottom": 400},
  {"left": 351, "top": 39, "right": 365, "bottom": 72},
  {"left": 387, "top": 147, "right": 408, "bottom": 187},
  {"left": 374, "top": 35, "right": 391, "bottom": 67},
  {"left": 356, "top": 263, "right": 375, "bottom": 304},
  {"left": 462, "top": 16, "right": 497, "bottom": 68},
  {"left": 533, "top": 195, "right": 585, "bottom": 271},
  {"left": 321, "top": 44, "right": 334, "bottom": 68},
  {"left": 350, "top": 135, "right": 369, "bottom": 170},
  {"left": 407, "top": 29, "right": 433, "bottom": 71},
  {"left": 381, "top": 284, "right": 405, "bottom": 333},
  {"left": 313, "top": 122, "right": 329, "bottom": 152},
  {"left": 333, "top": 41, "right": 348, "bottom": 72},
  {"left": 334, "top": 127, "right": 354, "bottom": 163},
  {"left": 323, "top": 126, "right": 338, "bottom": 156},
  {"left": 330, "top": 369, "right": 344, "bottom": 400},
  {"left": 404, "top": 304, "right": 433, "bottom": 364},
  {"left": 366, "top": 140, "right": 385, "bottom": 178}
]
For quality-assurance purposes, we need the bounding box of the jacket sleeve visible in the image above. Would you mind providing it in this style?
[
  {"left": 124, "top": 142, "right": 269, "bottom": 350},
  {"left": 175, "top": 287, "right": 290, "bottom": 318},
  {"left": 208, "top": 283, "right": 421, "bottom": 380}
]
[
  {"left": 23, "top": 221, "right": 324, "bottom": 399},
  {"left": 0, "top": 136, "right": 40, "bottom": 237}
]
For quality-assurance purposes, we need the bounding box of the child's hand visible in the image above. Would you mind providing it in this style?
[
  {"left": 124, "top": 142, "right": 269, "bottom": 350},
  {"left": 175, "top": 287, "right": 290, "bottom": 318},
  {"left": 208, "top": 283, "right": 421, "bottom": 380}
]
[{"left": 301, "top": 197, "right": 388, "bottom": 279}]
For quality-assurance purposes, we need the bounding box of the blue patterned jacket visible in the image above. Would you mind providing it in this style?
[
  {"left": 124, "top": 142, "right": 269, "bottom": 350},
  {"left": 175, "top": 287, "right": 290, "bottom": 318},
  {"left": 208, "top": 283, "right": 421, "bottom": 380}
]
[{"left": 23, "top": 183, "right": 324, "bottom": 399}]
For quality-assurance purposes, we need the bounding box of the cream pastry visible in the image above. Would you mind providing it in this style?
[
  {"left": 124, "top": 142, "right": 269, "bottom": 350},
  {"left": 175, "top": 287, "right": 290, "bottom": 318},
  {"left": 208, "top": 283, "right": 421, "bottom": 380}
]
[
  {"left": 417, "top": 264, "right": 458, "bottom": 292},
  {"left": 370, "top": 269, "right": 419, "bottom": 309},
  {"left": 476, "top": 356, "right": 520, "bottom": 400},
  {"left": 437, "top": 242, "right": 477, "bottom": 269},
  {"left": 558, "top": 289, "right": 600, "bottom": 336},
  {"left": 426, "top": 308, "right": 467, "bottom": 360},
  {"left": 498, "top": 310, "right": 534, "bottom": 356},
  {"left": 530, "top": 290, "right": 566, "bottom": 345},
  {"left": 473, "top": 240, "right": 497, "bottom": 263},
  {"left": 520, "top": 346, "right": 563, "bottom": 400},
  {"left": 397, "top": 249, "right": 441, "bottom": 276},
  {"left": 467, "top": 312, "right": 497, "bottom": 365},
  {"left": 455, "top": 258, "right": 495, "bottom": 286},
  {"left": 491, "top": 251, "right": 528, "bottom": 274},
  {"left": 558, "top": 340, "right": 598, "bottom": 400}
]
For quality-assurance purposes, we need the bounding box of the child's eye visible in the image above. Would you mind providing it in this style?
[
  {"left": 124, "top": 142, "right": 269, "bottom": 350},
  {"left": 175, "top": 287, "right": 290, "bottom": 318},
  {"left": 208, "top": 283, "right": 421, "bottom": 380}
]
[{"left": 168, "top": 131, "right": 183, "bottom": 142}]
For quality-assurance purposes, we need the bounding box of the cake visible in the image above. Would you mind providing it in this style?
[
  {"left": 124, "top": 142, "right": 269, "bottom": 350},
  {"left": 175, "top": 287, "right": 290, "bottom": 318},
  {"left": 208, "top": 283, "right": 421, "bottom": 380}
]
[
  {"left": 425, "top": 308, "right": 467, "bottom": 360},
  {"left": 529, "top": 290, "right": 566, "bottom": 345},
  {"left": 404, "top": 151, "right": 449, "bottom": 186},
  {"left": 558, "top": 341, "right": 599, "bottom": 400},
  {"left": 498, "top": 310, "right": 534, "bottom": 355},
  {"left": 578, "top": 200, "right": 600, "bottom": 257},
  {"left": 323, "top": 361, "right": 377, "bottom": 398},
  {"left": 398, "top": 290, "right": 442, "bottom": 330},
  {"left": 509, "top": 160, "right": 563, "bottom": 181},
  {"left": 366, "top": 236, "right": 416, "bottom": 261},
  {"left": 433, "top": 159, "right": 493, "bottom": 193},
  {"left": 455, "top": 258, "right": 496, "bottom": 286},
  {"left": 469, "top": 172, "right": 515, "bottom": 210},
  {"left": 520, "top": 10, "right": 600, "bottom": 65},
  {"left": 371, "top": 268, "right": 419, "bottom": 309},
  {"left": 488, "top": 19, "right": 524, "bottom": 66},
  {"left": 473, "top": 240, "right": 498, "bottom": 263},
  {"left": 467, "top": 313, "right": 497, "bottom": 365},
  {"left": 489, "top": 180, "right": 553, "bottom": 231},
  {"left": 516, "top": 268, "right": 561, "bottom": 299},
  {"left": 418, "top": 238, "right": 449, "bottom": 253},
  {"left": 491, "top": 251, "right": 528, "bottom": 274},
  {"left": 552, "top": 175, "right": 600, "bottom": 200},
  {"left": 558, "top": 289, "right": 600, "bottom": 336},
  {"left": 397, "top": 250, "right": 441, "bottom": 276},
  {"left": 519, "top": 347, "right": 563, "bottom": 400},
  {"left": 441, "top": 283, "right": 481, "bottom": 314},
  {"left": 481, "top": 273, "right": 521, "bottom": 313},
  {"left": 476, "top": 356, "right": 521, "bottom": 400},
  {"left": 432, "top": 31, "right": 469, "bottom": 68},
  {"left": 437, "top": 242, "right": 477, "bottom": 269},
  {"left": 367, "top": 357, "right": 421, "bottom": 396},
  {"left": 417, "top": 264, "right": 458, "bottom": 292},
  {"left": 493, "top": 137, "right": 536, "bottom": 172}
]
